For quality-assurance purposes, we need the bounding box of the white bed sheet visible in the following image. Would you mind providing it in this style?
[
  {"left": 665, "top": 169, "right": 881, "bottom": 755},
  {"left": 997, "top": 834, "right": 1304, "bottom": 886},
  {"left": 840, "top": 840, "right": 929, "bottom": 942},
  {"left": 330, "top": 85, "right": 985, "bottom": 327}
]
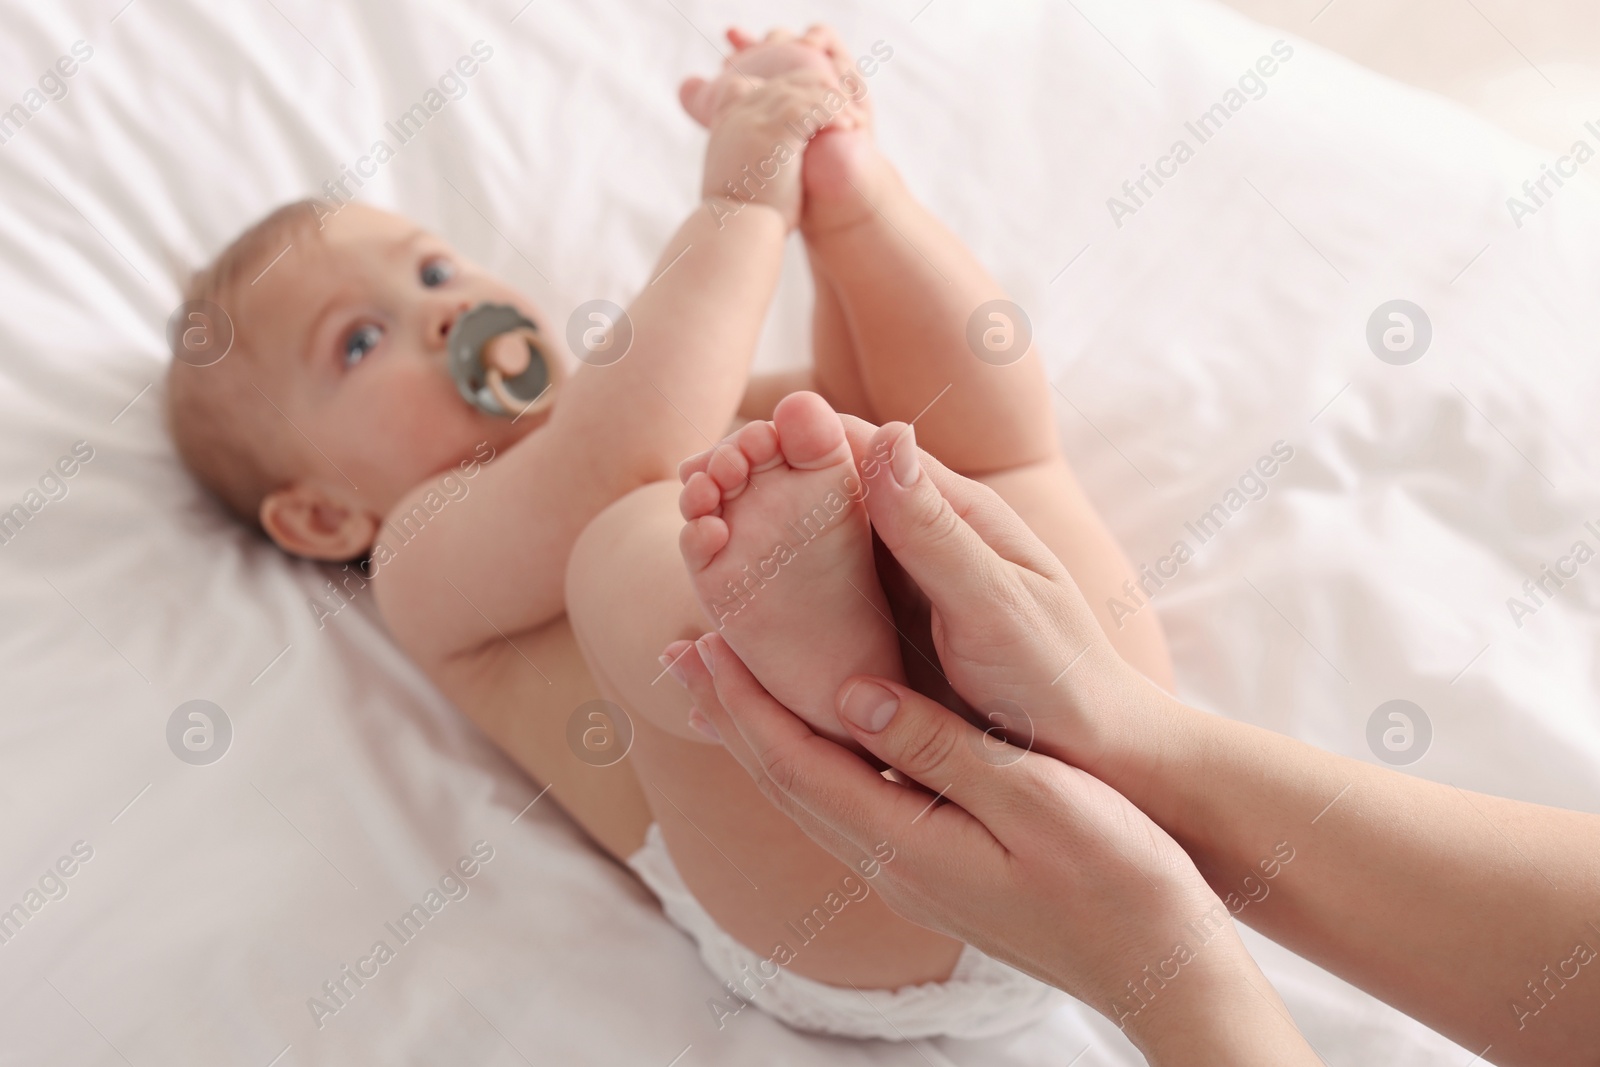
[{"left": 1, "top": 0, "right": 1597, "bottom": 1064}]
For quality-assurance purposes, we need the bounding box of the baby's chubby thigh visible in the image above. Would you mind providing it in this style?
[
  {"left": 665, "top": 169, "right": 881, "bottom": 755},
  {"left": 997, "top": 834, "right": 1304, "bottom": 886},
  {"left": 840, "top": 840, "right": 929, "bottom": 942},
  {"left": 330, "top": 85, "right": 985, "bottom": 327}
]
[
  {"left": 565, "top": 480, "right": 965, "bottom": 991},
  {"left": 565, "top": 479, "right": 708, "bottom": 742}
]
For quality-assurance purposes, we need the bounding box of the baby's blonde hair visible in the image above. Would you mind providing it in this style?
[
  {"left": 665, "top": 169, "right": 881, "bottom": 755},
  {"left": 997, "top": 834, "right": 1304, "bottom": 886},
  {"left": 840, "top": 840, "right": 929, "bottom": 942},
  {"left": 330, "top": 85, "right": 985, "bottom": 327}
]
[{"left": 164, "top": 200, "right": 327, "bottom": 531}]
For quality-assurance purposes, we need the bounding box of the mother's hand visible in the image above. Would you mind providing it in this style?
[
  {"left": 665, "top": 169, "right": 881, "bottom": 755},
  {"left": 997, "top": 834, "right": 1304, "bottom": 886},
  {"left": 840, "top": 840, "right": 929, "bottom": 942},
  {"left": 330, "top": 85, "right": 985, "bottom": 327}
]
[
  {"left": 667, "top": 634, "right": 1311, "bottom": 1060},
  {"left": 662, "top": 419, "right": 1325, "bottom": 1059},
  {"left": 840, "top": 418, "right": 1172, "bottom": 783}
]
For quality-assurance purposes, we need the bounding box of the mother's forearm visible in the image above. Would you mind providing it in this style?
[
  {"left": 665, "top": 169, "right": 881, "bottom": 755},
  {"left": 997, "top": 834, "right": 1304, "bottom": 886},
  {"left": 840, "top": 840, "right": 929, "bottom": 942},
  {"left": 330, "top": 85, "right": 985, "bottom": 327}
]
[{"left": 1108, "top": 692, "right": 1600, "bottom": 1065}]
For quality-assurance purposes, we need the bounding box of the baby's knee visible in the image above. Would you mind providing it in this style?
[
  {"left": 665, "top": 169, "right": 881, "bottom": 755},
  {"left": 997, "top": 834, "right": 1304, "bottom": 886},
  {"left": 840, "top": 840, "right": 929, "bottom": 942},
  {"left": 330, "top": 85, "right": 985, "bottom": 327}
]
[
  {"left": 566, "top": 481, "right": 712, "bottom": 739},
  {"left": 565, "top": 480, "right": 712, "bottom": 673},
  {"left": 566, "top": 481, "right": 681, "bottom": 622}
]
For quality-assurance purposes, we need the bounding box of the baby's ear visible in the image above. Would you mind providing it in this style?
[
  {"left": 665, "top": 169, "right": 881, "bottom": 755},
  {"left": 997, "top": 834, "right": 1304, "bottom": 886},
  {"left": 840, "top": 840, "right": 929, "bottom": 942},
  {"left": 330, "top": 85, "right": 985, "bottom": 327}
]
[{"left": 259, "top": 481, "right": 378, "bottom": 562}]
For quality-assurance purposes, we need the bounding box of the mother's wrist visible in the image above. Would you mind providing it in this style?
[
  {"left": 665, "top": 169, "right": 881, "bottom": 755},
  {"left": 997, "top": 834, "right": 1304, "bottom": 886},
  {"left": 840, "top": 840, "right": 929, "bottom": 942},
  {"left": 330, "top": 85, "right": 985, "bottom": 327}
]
[
  {"left": 1116, "top": 938, "right": 1313, "bottom": 1066},
  {"left": 1048, "top": 656, "right": 1197, "bottom": 809}
]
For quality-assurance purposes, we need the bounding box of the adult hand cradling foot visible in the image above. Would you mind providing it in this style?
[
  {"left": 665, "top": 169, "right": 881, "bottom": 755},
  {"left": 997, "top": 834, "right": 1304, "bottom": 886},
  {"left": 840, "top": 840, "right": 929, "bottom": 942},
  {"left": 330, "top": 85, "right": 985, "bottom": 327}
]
[
  {"left": 663, "top": 413, "right": 1316, "bottom": 1064},
  {"left": 666, "top": 408, "right": 1600, "bottom": 1067}
]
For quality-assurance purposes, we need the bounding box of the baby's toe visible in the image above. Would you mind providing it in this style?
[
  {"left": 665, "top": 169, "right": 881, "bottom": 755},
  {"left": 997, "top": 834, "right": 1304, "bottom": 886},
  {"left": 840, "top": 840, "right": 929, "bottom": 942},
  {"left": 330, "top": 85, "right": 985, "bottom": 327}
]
[
  {"left": 678, "top": 76, "right": 716, "bottom": 127},
  {"left": 732, "top": 419, "right": 783, "bottom": 474},
  {"left": 706, "top": 439, "right": 754, "bottom": 498},
  {"left": 805, "top": 26, "right": 858, "bottom": 80},
  {"left": 678, "top": 449, "right": 713, "bottom": 483},
  {"left": 772, "top": 391, "right": 850, "bottom": 470},
  {"left": 802, "top": 24, "right": 838, "bottom": 45},
  {"left": 679, "top": 470, "right": 723, "bottom": 521},
  {"left": 680, "top": 515, "right": 730, "bottom": 573}
]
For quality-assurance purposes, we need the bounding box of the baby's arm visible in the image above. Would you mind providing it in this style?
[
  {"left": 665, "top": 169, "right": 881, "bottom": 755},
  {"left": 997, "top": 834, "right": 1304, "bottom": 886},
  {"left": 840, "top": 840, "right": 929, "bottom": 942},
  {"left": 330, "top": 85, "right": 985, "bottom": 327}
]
[{"left": 376, "top": 72, "right": 836, "bottom": 665}]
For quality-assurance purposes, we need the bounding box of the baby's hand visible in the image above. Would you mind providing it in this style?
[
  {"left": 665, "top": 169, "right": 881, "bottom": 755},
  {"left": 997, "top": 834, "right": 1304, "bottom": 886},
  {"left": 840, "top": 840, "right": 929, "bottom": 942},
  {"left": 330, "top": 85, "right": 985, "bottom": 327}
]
[
  {"left": 679, "top": 28, "right": 838, "bottom": 128},
  {"left": 698, "top": 68, "right": 841, "bottom": 232}
]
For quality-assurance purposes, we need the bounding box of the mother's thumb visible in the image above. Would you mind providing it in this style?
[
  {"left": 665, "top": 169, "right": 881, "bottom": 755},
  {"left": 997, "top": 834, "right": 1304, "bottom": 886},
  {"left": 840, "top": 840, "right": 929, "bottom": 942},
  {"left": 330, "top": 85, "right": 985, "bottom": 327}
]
[
  {"left": 858, "top": 422, "right": 1006, "bottom": 608},
  {"left": 837, "top": 676, "right": 1028, "bottom": 830}
]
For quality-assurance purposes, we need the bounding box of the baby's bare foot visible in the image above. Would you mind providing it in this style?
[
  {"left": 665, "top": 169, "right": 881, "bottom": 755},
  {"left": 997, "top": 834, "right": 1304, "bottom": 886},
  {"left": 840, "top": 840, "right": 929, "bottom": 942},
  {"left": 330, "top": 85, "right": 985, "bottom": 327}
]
[
  {"left": 793, "top": 25, "right": 887, "bottom": 234},
  {"left": 679, "top": 391, "right": 903, "bottom": 744}
]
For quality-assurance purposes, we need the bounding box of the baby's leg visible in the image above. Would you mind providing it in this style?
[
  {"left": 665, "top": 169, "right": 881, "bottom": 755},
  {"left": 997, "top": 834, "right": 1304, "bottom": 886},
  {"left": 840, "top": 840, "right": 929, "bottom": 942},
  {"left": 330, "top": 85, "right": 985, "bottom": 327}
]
[
  {"left": 805, "top": 248, "right": 877, "bottom": 422},
  {"left": 732, "top": 269, "right": 870, "bottom": 425},
  {"left": 798, "top": 33, "right": 1053, "bottom": 475},
  {"left": 565, "top": 479, "right": 961, "bottom": 988},
  {"left": 798, "top": 30, "right": 1171, "bottom": 686}
]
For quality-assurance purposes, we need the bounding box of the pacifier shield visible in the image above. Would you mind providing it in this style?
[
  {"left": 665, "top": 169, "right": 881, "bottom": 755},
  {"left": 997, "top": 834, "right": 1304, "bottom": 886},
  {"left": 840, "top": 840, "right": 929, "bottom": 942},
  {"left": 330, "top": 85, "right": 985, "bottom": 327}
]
[{"left": 447, "top": 303, "right": 550, "bottom": 417}]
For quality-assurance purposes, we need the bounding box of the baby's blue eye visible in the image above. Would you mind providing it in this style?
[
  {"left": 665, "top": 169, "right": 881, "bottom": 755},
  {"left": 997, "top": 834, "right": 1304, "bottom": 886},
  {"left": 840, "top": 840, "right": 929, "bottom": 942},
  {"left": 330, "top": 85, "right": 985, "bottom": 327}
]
[
  {"left": 344, "top": 324, "right": 383, "bottom": 367},
  {"left": 421, "top": 259, "right": 454, "bottom": 287}
]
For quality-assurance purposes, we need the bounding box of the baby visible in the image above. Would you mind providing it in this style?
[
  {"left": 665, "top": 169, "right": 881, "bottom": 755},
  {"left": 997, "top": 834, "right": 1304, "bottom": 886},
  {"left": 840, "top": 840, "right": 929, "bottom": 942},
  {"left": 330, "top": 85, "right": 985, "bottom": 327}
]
[{"left": 165, "top": 26, "right": 1172, "bottom": 1039}]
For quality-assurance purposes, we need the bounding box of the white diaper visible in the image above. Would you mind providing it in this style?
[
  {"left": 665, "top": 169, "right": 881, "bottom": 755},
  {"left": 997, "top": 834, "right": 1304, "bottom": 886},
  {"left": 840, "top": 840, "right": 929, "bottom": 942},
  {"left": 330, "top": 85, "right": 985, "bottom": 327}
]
[{"left": 626, "top": 823, "right": 1065, "bottom": 1040}]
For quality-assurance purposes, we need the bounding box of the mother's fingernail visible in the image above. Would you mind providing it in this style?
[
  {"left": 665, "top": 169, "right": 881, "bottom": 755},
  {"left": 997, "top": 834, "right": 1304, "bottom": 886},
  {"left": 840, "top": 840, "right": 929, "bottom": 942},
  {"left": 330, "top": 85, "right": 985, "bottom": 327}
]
[
  {"left": 659, "top": 653, "right": 688, "bottom": 687},
  {"left": 688, "top": 708, "right": 721, "bottom": 742},
  {"left": 695, "top": 638, "right": 717, "bottom": 676},
  {"left": 840, "top": 679, "right": 899, "bottom": 732},
  {"left": 890, "top": 425, "right": 919, "bottom": 487}
]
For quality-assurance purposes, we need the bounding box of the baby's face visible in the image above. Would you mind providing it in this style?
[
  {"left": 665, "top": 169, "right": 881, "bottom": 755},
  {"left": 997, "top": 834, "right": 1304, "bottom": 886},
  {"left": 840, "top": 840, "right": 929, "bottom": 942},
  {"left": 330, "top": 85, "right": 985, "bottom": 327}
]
[{"left": 245, "top": 204, "right": 551, "bottom": 522}]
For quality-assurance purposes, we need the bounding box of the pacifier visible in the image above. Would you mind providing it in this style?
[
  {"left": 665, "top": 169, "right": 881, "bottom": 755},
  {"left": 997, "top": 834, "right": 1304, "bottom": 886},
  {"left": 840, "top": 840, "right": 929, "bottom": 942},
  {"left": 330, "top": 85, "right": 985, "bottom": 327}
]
[{"left": 446, "top": 303, "right": 552, "bottom": 417}]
